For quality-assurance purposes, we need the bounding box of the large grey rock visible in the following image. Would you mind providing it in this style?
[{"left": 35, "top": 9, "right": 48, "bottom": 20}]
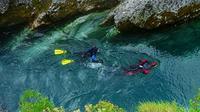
[
  {"left": 0, "top": 0, "right": 9, "bottom": 14},
  {"left": 0, "top": 0, "right": 119, "bottom": 28},
  {"left": 103, "top": 0, "right": 200, "bottom": 31}
]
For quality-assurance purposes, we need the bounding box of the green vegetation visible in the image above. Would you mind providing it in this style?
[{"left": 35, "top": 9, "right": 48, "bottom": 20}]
[
  {"left": 85, "top": 101, "right": 125, "bottom": 112},
  {"left": 19, "top": 90, "right": 125, "bottom": 112},
  {"left": 189, "top": 89, "right": 200, "bottom": 112},
  {"left": 136, "top": 89, "right": 200, "bottom": 112},
  {"left": 136, "top": 101, "right": 185, "bottom": 112},
  {"left": 19, "top": 89, "right": 200, "bottom": 112},
  {"left": 19, "top": 90, "right": 64, "bottom": 112}
]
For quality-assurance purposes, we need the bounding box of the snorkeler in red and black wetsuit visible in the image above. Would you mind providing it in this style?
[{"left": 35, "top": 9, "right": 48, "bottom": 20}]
[{"left": 124, "top": 59, "right": 157, "bottom": 75}]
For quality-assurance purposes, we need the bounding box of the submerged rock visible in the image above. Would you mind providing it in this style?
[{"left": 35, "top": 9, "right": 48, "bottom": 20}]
[
  {"left": 0, "top": 0, "right": 119, "bottom": 29},
  {"left": 103, "top": 0, "right": 200, "bottom": 31}
]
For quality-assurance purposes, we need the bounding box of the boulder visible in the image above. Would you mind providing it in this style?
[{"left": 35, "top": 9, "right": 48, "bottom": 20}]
[{"left": 103, "top": 0, "right": 200, "bottom": 31}]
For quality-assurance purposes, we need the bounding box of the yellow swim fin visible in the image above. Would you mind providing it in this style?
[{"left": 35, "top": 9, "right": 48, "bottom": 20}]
[
  {"left": 54, "top": 49, "right": 67, "bottom": 55},
  {"left": 61, "top": 59, "right": 74, "bottom": 65}
]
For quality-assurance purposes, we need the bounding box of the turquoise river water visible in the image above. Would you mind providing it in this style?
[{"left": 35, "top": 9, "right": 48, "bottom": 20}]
[{"left": 0, "top": 11, "right": 200, "bottom": 112}]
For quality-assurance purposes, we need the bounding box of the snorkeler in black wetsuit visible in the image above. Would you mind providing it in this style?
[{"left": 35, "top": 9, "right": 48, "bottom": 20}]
[
  {"left": 83, "top": 47, "right": 98, "bottom": 62},
  {"left": 78, "top": 46, "right": 103, "bottom": 63}
]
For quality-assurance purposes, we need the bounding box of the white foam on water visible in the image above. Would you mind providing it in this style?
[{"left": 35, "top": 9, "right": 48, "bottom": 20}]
[{"left": 85, "top": 62, "right": 103, "bottom": 69}]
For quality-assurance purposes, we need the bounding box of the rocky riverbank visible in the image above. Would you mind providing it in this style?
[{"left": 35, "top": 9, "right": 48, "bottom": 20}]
[
  {"left": 0, "top": 0, "right": 118, "bottom": 29},
  {"left": 103, "top": 0, "right": 200, "bottom": 31},
  {"left": 1, "top": 0, "right": 200, "bottom": 31}
]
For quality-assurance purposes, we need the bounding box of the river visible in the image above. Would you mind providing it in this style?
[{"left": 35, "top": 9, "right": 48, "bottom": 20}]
[{"left": 0, "top": 11, "right": 200, "bottom": 112}]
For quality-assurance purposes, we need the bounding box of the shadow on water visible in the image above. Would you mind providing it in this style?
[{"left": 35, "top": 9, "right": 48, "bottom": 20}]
[
  {"left": 109, "top": 20, "right": 200, "bottom": 56},
  {"left": 0, "top": 24, "right": 27, "bottom": 47}
]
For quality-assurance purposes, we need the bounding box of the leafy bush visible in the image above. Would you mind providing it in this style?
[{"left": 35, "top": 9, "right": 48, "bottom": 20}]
[
  {"left": 189, "top": 89, "right": 200, "bottom": 112},
  {"left": 19, "top": 90, "right": 55, "bottom": 112},
  {"left": 85, "top": 101, "right": 125, "bottom": 112},
  {"left": 136, "top": 101, "right": 185, "bottom": 112}
]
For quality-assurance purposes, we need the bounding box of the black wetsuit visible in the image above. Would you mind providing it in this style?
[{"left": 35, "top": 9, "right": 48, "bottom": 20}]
[
  {"left": 81, "top": 47, "right": 101, "bottom": 63},
  {"left": 85, "top": 47, "right": 98, "bottom": 57}
]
